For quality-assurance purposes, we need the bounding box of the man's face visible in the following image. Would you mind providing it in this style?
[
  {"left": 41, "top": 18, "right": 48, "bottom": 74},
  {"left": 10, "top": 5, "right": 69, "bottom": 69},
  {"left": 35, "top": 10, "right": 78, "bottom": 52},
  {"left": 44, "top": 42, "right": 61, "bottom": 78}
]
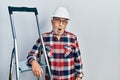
[{"left": 51, "top": 17, "right": 68, "bottom": 36}]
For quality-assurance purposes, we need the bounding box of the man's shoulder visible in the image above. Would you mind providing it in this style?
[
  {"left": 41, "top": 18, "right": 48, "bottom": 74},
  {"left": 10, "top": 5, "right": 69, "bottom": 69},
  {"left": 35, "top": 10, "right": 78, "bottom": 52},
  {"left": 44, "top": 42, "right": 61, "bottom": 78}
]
[{"left": 65, "top": 31, "right": 77, "bottom": 39}]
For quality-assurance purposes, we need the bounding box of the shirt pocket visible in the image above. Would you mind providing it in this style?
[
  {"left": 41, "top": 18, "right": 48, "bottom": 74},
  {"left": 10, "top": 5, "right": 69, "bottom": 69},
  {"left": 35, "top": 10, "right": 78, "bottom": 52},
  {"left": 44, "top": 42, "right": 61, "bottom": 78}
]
[
  {"left": 45, "top": 45, "right": 54, "bottom": 58},
  {"left": 64, "top": 45, "right": 74, "bottom": 58}
]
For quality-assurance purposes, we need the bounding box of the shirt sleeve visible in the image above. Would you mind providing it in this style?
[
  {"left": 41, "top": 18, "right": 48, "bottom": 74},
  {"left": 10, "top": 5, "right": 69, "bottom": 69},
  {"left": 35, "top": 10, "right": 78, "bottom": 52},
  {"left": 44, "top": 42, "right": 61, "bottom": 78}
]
[
  {"left": 27, "top": 39, "right": 41, "bottom": 65},
  {"left": 74, "top": 37, "right": 84, "bottom": 78}
]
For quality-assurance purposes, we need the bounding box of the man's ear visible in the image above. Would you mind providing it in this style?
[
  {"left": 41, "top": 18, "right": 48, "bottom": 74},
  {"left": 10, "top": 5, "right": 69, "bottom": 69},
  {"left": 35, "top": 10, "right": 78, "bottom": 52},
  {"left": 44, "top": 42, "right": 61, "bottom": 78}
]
[{"left": 51, "top": 19, "right": 54, "bottom": 25}]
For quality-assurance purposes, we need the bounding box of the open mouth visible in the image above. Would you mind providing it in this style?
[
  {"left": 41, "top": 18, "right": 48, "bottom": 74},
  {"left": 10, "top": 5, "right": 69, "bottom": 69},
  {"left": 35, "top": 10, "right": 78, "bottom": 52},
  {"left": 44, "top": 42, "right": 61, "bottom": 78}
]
[{"left": 58, "top": 28, "right": 62, "bottom": 31}]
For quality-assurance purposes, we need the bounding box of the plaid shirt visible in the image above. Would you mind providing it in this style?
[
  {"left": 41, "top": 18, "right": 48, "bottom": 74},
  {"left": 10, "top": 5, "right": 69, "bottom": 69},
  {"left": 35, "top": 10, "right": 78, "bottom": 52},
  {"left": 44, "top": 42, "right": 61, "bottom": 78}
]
[{"left": 27, "top": 31, "right": 83, "bottom": 80}]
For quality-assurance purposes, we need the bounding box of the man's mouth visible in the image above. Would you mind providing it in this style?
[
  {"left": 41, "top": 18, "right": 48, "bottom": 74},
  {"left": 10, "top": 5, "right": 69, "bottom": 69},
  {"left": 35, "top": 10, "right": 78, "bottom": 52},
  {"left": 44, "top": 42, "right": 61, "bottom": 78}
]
[{"left": 58, "top": 28, "right": 62, "bottom": 31}]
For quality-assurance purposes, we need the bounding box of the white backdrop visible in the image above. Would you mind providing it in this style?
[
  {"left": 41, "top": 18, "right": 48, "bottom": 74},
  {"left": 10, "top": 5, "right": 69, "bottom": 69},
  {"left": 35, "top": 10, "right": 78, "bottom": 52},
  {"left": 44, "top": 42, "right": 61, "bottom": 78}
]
[{"left": 0, "top": 0, "right": 120, "bottom": 80}]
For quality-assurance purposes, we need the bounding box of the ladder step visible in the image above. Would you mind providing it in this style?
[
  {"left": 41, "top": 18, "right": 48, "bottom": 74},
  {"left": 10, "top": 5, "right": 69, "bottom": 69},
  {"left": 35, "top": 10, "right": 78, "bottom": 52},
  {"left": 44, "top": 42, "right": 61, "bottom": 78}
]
[
  {"left": 19, "top": 61, "right": 46, "bottom": 73},
  {"left": 19, "top": 61, "right": 31, "bottom": 73}
]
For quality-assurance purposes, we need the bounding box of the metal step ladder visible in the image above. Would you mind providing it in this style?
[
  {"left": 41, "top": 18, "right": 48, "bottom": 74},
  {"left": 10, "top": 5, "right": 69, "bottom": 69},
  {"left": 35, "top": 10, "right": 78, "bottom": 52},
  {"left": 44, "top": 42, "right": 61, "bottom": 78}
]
[{"left": 8, "top": 6, "right": 52, "bottom": 80}]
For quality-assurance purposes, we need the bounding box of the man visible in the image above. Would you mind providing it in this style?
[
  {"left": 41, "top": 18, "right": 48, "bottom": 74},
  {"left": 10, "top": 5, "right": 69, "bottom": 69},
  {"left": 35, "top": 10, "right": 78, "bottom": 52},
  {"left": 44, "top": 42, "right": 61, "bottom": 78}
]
[{"left": 27, "top": 7, "right": 83, "bottom": 80}]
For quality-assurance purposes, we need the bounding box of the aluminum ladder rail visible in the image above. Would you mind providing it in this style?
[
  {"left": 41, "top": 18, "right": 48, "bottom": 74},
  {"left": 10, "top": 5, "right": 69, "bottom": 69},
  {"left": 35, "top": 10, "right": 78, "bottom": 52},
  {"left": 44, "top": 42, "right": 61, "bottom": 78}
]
[{"left": 8, "top": 6, "right": 52, "bottom": 80}]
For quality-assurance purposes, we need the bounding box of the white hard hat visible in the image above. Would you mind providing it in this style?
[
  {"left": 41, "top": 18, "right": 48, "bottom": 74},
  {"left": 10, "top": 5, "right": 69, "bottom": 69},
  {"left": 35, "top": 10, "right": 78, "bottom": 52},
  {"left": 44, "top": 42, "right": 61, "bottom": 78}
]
[{"left": 52, "top": 7, "right": 70, "bottom": 20}]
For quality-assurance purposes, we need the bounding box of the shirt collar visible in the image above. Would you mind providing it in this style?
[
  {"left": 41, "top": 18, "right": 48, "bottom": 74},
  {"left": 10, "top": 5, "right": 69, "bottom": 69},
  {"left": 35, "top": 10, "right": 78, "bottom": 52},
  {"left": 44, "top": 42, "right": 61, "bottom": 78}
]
[{"left": 50, "top": 30, "right": 67, "bottom": 36}]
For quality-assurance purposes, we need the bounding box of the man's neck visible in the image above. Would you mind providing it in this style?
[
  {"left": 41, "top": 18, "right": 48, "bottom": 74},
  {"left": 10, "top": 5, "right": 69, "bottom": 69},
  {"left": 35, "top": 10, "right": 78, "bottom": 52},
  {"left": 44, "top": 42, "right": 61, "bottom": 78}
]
[{"left": 56, "top": 35, "right": 61, "bottom": 40}]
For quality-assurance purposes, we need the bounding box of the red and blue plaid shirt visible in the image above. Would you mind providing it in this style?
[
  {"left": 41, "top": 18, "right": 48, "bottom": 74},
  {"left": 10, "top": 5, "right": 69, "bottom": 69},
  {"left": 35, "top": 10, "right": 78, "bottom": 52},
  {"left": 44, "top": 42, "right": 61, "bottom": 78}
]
[{"left": 27, "top": 31, "right": 83, "bottom": 80}]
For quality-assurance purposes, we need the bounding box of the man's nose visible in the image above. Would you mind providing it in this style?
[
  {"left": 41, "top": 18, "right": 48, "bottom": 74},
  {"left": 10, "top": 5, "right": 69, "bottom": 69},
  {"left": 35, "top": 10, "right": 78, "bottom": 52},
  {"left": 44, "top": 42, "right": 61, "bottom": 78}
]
[{"left": 59, "top": 21, "right": 63, "bottom": 26}]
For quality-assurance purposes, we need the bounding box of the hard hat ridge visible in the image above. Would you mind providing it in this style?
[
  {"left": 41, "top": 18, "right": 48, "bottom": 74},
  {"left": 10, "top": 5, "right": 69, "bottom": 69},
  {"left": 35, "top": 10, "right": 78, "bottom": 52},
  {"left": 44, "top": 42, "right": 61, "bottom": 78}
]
[{"left": 52, "top": 7, "right": 70, "bottom": 20}]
